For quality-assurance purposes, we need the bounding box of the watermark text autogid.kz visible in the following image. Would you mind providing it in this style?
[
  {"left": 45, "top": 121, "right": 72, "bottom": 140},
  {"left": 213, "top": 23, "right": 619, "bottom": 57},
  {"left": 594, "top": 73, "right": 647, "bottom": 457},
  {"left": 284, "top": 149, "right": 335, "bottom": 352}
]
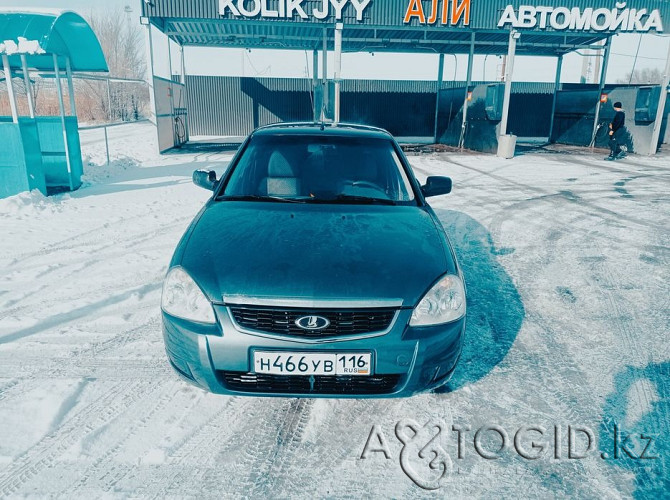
[{"left": 360, "top": 420, "right": 659, "bottom": 490}]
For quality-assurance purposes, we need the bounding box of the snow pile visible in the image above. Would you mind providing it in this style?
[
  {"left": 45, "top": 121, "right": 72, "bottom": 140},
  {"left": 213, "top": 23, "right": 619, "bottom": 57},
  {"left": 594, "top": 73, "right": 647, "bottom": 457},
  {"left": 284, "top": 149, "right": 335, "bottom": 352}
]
[
  {"left": 0, "top": 189, "right": 65, "bottom": 219},
  {"left": 81, "top": 157, "right": 140, "bottom": 186},
  {"left": 0, "top": 37, "right": 45, "bottom": 55}
]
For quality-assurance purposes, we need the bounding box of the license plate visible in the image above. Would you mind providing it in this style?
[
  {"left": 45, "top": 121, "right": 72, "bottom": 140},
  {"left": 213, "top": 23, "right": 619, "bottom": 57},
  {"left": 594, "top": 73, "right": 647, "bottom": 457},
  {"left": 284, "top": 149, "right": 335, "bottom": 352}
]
[{"left": 253, "top": 351, "right": 372, "bottom": 376}]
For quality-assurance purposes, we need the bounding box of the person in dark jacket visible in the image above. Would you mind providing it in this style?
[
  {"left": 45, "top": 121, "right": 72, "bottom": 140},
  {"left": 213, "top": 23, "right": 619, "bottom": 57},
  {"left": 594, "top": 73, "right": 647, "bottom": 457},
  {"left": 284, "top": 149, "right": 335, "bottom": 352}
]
[{"left": 606, "top": 102, "right": 626, "bottom": 160}]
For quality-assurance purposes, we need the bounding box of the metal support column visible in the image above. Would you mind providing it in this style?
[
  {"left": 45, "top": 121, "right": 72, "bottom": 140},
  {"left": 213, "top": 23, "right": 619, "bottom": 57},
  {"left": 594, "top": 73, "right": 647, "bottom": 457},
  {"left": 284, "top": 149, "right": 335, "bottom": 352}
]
[
  {"left": 590, "top": 37, "right": 611, "bottom": 147},
  {"left": 322, "top": 28, "right": 328, "bottom": 120},
  {"left": 334, "top": 23, "right": 343, "bottom": 124},
  {"left": 65, "top": 57, "right": 77, "bottom": 116},
  {"left": 458, "top": 33, "right": 476, "bottom": 149},
  {"left": 145, "top": 22, "right": 158, "bottom": 126},
  {"left": 548, "top": 55, "right": 563, "bottom": 143},
  {"left": 2, "top": 55, "right": 19, "bottom": 123},
  {"left": 180, "top": 43, "right": 189, "bottom": 142},
  {"left": 20, "top": 55, "right": 35, "bottom": 119},
  {"left": 106, "top": 78, "right": 112, "bottom": 121},
  {"left": 180, "top": 44, "right": 186, "bottom": 84},
  {"left": 500, "top": 30, "right": 519, "bottom": 137},
  {"left": 649, "top": 40, "right": 670, "bottom": 155},
  {"left": 53, "top": 54, "right": 74, "bottom": 191},
  {"left": 434, "top": 53, "right": 445, "bottom": 143},
  {"left": 167, "top": 37, "right": 176, "bottom": 146},
  {"left": 313, "top": 49, "right": 319, "bottom": 121}
]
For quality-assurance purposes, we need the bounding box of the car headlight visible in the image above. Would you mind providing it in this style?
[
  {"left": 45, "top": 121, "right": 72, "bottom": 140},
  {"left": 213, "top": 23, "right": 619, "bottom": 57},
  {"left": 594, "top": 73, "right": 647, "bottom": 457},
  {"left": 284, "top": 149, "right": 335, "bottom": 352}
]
[
  {"left": 410, "top": 274, "right": 466, "bottom": 327},
  {"left": 161, "top": 267, "right": 216, "bottom": 324}
]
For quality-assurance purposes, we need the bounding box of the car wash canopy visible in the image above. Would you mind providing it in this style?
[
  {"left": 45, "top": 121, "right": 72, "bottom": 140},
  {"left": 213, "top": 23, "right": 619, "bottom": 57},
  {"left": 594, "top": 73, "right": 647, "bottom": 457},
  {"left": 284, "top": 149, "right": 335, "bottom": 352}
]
[
  {"left": 142, "top": 0, "right": 668, "bottom": 55},
  {"left": 141, "top": 0, "right": 669, "bottom": 156}
]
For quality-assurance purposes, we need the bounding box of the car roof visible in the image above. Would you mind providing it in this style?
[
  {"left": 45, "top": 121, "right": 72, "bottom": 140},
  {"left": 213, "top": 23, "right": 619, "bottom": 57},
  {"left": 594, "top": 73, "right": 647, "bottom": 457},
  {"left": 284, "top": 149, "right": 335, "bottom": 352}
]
[{"left": 252, "top": 122, "right": 394, "bottom": 141}]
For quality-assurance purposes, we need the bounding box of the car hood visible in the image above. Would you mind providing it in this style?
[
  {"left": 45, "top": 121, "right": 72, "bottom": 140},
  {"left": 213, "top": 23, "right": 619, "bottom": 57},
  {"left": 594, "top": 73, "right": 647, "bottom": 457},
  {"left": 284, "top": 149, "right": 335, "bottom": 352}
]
[{"left": 179, "top": 202, "right": 451, "bottom": 307}]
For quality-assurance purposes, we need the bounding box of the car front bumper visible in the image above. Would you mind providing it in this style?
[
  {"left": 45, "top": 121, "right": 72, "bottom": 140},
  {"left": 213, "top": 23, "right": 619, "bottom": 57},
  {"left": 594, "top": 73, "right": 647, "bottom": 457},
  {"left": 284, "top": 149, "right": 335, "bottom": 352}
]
[{"left": 162, "top": 305, "right": 464, "bottom": 398}]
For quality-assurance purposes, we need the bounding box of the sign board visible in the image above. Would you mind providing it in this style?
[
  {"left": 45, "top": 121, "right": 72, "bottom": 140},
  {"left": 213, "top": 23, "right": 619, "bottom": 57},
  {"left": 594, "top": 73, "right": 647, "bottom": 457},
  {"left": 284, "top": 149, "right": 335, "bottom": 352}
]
[
  {"left": 215, "top": 0, "right": 665, "bottom": 32},
  {"left": 219, "top": 0, "right": 374, "bottom": 21},
  {"left": 497, "top": 3, "right": 664, "bottom": 32}
]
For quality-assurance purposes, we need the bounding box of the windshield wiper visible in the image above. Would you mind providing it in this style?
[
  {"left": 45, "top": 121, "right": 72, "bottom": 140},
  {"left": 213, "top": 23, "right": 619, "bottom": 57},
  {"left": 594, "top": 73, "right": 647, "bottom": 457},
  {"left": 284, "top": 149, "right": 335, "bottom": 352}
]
[
  {"left": 218, "top": 195, "right": 307, "bottom": 204},
  {"left": 321, "top": 194, "right": 397, "bottom": 206}
]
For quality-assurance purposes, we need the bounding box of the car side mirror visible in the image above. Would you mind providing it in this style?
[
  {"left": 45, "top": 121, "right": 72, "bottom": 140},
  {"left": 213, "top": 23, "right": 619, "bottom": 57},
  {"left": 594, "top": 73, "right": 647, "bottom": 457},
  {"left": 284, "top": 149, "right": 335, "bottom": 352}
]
[
  {"left": 421, "top": 176, "right": 452, "bottom": 198},
  {"left": 193, "top": 169, "right": 218, "bottom": 191}
]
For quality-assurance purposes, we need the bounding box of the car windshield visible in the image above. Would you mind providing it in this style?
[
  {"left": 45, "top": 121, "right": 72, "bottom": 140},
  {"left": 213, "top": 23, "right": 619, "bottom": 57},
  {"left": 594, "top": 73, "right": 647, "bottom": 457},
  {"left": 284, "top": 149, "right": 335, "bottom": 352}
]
[{"left": 218, "top": 134, "right": 417, "bottom": 205}]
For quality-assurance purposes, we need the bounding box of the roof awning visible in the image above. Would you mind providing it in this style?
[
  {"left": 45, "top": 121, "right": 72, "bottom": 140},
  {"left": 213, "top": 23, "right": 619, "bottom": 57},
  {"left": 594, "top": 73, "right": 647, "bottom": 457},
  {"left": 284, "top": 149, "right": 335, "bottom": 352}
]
[
  {"left": 158, "top": 19, "right": 608, "bottom": 56},
  {"left": 0, "top": 9, "right": 108, "bottom": 72},
  {"left": 142, "top": 0, "right": 669, "bottom": 57}
]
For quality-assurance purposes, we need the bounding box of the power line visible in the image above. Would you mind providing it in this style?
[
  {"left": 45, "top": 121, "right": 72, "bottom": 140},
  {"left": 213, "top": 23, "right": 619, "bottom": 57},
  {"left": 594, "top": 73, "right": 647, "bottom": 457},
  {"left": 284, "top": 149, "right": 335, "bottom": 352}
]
[
  {"left": 304, "top": 50, "right": 314, "bottom": 112},
  {"left": 611, "top": 52, "right": 667, "bottom": 61},
  {"left": 628, "top": 34, "right": 644, "bottom": 84},
  {"left": 244, "top": 51, "right": 270, "bottom": 76}
]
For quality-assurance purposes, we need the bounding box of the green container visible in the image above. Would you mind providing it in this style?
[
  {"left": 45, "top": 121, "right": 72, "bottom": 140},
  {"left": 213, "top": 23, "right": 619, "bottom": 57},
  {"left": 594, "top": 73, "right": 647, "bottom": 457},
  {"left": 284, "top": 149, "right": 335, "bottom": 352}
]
[
  {"left": 35, "top": 116, "right": 83, "bottom": 191},
  {"left": 0, "top": 120, "right": 47, "bottom": 198}
]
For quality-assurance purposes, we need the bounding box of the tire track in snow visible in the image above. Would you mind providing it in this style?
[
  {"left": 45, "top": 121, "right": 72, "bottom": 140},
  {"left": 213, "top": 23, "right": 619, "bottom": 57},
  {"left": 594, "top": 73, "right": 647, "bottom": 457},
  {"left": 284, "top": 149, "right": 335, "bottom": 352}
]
[
  {"left": 1, "top": 214, "right": 187, "bottom": 321},
  {"left": 81, "top": 314, "right": 162, "bottom": 356},
  {"left": 243, "top": 398, "right": 315, "bottom": 497},
  {"left": 0, "top": 283, "right": 162, "bottom": 345},
  {"left": 138, "top": 396, "right": 252, "bottom": 499},
  {"left": 524, "top": 311, "right": 600, "bottom": 424},
  {"left": 559, "top": 155, "right": 670, "bottom": 177},
  {"left": 227, "top": 398, "right": 405, "bottom": 497},
  {"left": 0, "top": 357, "right": 169, "bottom": 381},
  {"left": 61, "top": 380, "right": 183, "bottom": 496},
  {"left": 0, "top": 266, "right": 161, "bottom": 328},
  {"left": 0, "top": 379, "right": 20, "bottom": 403},
  {"left": 481, "top": 180, "right": 628, "bottom": 255},
  {"left": 6, "top": 215, "right": 191, "bottom": 271},
  {"left": 587, "top": 244, "right": 656, "bottom": 419},
  {"left": 441, "top": 156, "right": 667, "bottom": 232},
  {"left": 151, "top": 398, "right": 295, "bottom": 497},
  {"left": 0, "top": 380, "right": 157, "bottom": 497}
]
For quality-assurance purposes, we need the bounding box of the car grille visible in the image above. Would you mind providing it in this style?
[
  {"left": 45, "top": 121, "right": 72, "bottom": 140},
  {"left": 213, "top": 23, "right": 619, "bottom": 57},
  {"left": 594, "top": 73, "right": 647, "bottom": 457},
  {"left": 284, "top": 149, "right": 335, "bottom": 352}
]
[
  {"left": 229, "top": 306, "right": 397, "bottom": 338},
  {"left": 219, "top": 371, "right": 402, "bottom": 395}
]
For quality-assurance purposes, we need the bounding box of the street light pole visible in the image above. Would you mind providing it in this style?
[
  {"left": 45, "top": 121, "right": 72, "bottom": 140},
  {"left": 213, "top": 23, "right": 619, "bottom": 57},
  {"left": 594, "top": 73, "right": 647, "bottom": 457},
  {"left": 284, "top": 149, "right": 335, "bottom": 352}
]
[
  {"left": 649, "top": 40, "right": 670, "bottom": 155},
  {"left": 589, "top": 37, "right": 611, "bottom": 148},
  {"left": 500, "top": 30, "right": 519, "bottom": 137},
  {"left": 334, "top": 22, "right": 342, "bottom": 124}
]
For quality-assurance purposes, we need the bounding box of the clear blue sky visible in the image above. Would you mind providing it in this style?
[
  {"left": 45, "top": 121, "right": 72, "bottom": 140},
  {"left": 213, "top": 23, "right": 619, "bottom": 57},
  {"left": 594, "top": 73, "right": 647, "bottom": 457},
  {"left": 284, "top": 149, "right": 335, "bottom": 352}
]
[{"left": 1, "top": 0, "right": 668, "bottom": 84}]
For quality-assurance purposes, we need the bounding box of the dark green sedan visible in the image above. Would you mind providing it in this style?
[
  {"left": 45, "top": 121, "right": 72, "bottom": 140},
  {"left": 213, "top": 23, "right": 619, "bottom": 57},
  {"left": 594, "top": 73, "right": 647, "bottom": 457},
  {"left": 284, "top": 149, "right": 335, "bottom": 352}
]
[{"left": 161, "top": 122, "right": 465, "bottom": 397}]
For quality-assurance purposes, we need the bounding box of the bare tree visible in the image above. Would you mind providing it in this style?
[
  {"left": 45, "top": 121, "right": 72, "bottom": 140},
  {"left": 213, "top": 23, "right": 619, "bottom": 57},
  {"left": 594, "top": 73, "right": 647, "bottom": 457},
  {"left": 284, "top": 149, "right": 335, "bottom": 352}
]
[
  {"left": 618, "top": 68, "right": 664, "bottom": 85},
  {"left": 2, "top": 10, "right": 149, "bottom": 123},
  {"left": 88, "top": 9, "right": 146, "bottom": 79},
  {"left": 83, "top": 8, "right": 149, "bottom": 122}
]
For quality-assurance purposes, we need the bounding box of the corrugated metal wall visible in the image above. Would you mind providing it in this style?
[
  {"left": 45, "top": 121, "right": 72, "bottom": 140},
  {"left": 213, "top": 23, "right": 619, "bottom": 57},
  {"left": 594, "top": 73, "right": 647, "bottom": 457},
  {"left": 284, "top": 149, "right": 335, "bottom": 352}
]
[
  {"left": 185, "top": 76, "right": 313, "bottom": 136},
  {"left": 507, "top": 94, "right": 555, "bottom": 137},
  {"left": 185, "top": 76, "right": 557, "bottom": 138}
]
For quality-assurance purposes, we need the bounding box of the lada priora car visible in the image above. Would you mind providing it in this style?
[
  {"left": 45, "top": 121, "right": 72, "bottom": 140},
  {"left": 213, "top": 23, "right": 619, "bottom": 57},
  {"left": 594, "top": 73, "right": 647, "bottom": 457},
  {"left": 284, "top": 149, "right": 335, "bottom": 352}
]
[{"left": 161, "top": 122, "right": 466, "bottom": 397}]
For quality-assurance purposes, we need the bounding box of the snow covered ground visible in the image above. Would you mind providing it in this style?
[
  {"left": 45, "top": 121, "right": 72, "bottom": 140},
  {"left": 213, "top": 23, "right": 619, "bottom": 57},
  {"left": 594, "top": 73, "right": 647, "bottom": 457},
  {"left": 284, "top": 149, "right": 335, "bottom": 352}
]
[{"left": 0, "top": 122, "right": 668, "bottom": 498}]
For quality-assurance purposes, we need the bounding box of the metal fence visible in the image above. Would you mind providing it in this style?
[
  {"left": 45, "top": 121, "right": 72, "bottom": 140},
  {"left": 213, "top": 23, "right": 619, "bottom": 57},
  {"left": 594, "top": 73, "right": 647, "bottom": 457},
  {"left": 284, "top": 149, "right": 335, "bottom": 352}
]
[
  {"left": 0, "top": 71, "right": 151, "bottom": 163},
  {"left": 0, "top": 73, "right": 150, "bottom": 124}
]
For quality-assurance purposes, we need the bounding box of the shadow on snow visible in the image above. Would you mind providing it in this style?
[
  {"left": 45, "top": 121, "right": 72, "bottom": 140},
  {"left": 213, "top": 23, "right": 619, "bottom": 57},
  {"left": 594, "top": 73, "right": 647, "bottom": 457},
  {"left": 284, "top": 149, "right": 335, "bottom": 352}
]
[
  {"left": 433, "top": 209, "right": 525, "bottom": 393},
  {"left": 599, "top": 361, "right": 669, "bottom": 499}
]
